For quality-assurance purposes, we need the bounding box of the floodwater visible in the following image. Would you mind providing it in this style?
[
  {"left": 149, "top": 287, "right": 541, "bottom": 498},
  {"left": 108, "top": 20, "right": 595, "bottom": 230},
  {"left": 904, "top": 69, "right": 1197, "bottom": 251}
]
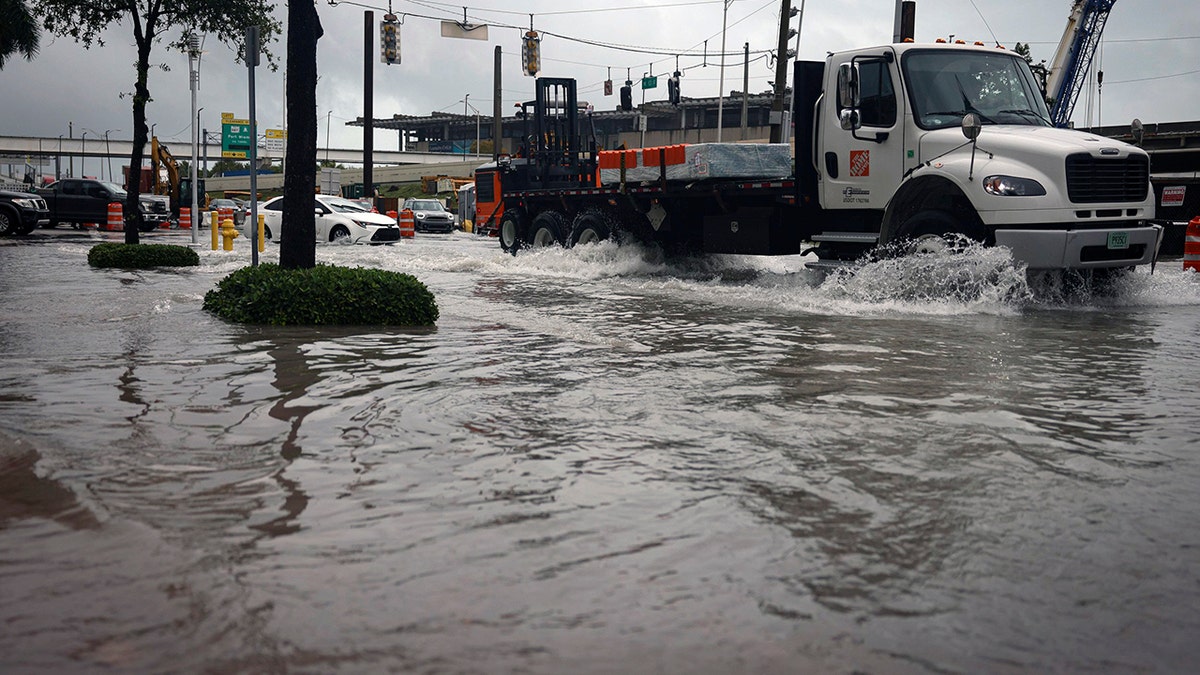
[{"left": 2, "top": 229, "right": 1199, "bottom": 674}]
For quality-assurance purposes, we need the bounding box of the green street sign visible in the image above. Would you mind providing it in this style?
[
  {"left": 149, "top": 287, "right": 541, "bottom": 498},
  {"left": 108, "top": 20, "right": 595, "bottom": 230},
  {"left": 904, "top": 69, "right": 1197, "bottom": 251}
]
[
  {"left": 641, "top": 76, "right": 658, "bottom": 90},
  {"left": 221, "top": 113, "right": 252, "bottom": 158}
]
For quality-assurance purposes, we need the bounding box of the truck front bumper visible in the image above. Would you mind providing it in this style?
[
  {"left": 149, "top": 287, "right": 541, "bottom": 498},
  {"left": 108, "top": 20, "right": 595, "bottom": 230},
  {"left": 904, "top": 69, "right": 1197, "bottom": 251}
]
[{"left": 994, "top": 224, "right": 1163, "bottom": 270}]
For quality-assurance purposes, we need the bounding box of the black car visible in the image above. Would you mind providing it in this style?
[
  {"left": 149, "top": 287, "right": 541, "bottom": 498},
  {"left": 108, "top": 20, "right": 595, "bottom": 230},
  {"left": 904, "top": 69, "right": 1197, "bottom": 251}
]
[{"left": 0, "top": 188, "right": 50, "bottom": 235}]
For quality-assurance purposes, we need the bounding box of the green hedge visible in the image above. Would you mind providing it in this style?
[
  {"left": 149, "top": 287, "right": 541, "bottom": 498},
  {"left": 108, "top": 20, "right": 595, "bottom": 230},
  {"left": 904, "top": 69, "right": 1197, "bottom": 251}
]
[
  {"left": 88, "top": 242, "right": 200, "bottom": 269},
  {"left": 203, "top": 263, "right": 438, "bottom": 326}
]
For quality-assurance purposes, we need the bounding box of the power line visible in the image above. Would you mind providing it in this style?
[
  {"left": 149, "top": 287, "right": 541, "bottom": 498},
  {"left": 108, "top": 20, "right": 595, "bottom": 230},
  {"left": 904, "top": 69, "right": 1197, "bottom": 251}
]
[
  {"left": 1106, "top": 68, "right": 1200, "bottom": 85},
  {"left": 411, "top": 0, "right": 726, "bottom": 16}
]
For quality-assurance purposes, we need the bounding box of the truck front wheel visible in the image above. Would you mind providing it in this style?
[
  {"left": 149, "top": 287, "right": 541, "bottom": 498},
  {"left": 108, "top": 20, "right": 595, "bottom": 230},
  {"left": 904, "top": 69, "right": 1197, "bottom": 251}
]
[{"left": 895, "top": 210, "right": 986, "bottom": 255}]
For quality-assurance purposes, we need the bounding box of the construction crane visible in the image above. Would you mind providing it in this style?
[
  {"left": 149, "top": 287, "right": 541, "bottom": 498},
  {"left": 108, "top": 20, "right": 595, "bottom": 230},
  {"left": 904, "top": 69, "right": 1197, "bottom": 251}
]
[{"left": 1044, "top": 0, "right": 1117, "bottom": 127}]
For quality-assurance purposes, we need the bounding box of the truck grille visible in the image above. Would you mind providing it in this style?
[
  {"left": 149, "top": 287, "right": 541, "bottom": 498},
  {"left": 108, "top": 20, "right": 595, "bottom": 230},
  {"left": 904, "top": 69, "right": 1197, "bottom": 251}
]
[{"left": 1065, "top": 153, "right": 1148, "bottom": 204}]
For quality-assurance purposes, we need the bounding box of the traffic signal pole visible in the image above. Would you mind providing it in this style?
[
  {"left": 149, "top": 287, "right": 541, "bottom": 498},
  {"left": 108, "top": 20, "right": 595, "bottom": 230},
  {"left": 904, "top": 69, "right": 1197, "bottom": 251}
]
[{"left": 363, "top": 11, "right": 374, "bottom": 202}]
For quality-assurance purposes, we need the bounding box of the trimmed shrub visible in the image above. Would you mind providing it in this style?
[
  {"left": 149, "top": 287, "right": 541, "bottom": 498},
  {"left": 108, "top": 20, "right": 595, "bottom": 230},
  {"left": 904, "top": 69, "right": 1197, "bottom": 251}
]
[
  {"left": 88, "top": 242, "right": 200, "bottom": 269},
  {"left": 203, "top": 263, "right": 438, "bottom": 326}
]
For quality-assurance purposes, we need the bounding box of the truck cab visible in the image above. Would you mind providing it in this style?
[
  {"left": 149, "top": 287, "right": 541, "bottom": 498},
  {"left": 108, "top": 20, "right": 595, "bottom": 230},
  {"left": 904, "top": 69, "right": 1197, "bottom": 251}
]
[{"left": 803, "top": 42, "right": 1159, "bottom": 269}]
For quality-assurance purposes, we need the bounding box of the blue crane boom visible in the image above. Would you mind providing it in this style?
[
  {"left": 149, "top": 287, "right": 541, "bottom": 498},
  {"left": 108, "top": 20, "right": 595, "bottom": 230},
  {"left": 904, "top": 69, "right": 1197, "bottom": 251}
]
[{"left": 1045, "top": 0, "right": 1117, "bottom": 127}]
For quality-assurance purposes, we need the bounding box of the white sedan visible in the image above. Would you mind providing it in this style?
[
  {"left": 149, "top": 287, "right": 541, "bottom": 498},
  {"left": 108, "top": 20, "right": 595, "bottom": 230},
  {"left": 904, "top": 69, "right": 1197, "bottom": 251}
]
[{"left": 249, "top": 195, "right": 401, "bottom": 244}]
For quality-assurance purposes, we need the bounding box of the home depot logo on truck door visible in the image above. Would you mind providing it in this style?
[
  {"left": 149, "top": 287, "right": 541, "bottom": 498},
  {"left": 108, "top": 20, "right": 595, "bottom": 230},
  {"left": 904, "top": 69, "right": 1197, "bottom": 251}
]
[{"left": 849, "top": 150, "right": 870, "bottom": 177}]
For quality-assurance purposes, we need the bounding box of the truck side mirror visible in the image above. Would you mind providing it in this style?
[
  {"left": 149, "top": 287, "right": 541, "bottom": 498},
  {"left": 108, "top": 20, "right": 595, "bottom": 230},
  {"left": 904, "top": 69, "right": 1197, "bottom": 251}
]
[
  {"left": 839, "top": 109, "right": 861, "bottom": 132},
  {"left": 837, "top": 63, "right": 860, "bottom": 110},
  {"left": 1130, "top": 118, "right": 1144, "bottom": 146},
  {"left": 961, "top": 113, "right": 982, "bottom": 141}
]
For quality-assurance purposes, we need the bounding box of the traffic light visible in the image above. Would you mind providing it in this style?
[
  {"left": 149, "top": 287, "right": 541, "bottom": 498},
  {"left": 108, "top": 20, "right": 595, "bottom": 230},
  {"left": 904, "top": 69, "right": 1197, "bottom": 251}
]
[
  {"left": 667, "top": 71, "right": 681, "bottom": 105},
  {"left": 521, "top": 30, "right": 540, "bottom": 77},
  {"left": 620, "top": 80, "right": 633, "bottom": 111},
  {"left": 380, "top": 20, "right": 399, "bottom": 65}
]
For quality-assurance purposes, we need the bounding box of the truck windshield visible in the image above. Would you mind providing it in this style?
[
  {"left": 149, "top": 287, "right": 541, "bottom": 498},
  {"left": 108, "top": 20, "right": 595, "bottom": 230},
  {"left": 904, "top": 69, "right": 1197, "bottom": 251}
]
[
  {"left": 903, "top": 49, "right": 1051, "bottom": 130},
  {"left": 100, "top": 181, "right": 128, "bottom": 197}
]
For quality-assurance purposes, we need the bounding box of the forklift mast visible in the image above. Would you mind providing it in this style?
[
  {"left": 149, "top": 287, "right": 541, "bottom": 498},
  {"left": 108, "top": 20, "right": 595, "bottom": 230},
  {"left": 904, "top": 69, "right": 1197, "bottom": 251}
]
[{"left": 517, "top": 78, "right": 598, "bottom": 189}]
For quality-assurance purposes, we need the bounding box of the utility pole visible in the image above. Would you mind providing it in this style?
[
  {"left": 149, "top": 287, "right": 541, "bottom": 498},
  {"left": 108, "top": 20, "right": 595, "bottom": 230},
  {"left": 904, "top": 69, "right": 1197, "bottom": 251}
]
[
  {"left": 769, "top": 0, "right": 792, "bottom": 143},
  {"left": 493, "top": 46, "right": 502, "bottom": 159},
  {"left": 363, "top": 11, "right": 374, "bottom": 203},
  {"left": 740, "top": 43, "right": 749, "bottom": 140},
  {"left": 716, "top": 0, "right": 731, "bottom": 142}
]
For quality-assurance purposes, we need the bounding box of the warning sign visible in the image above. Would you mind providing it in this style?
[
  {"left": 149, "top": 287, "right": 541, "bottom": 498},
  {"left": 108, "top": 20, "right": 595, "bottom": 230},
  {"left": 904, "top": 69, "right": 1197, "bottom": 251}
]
[
  {"left": 849, "top": 150, "right": 870, "bottom": 177},
  {"left": 1161, "top": 186, "right": 1186, "bottom": 207}
]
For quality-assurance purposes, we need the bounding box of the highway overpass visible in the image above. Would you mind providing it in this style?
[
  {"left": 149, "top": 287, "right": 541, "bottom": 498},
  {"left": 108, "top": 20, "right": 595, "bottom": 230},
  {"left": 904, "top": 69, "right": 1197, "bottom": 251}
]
[{"left": 0, "top": 134, "right": 474, "bottom": 173}]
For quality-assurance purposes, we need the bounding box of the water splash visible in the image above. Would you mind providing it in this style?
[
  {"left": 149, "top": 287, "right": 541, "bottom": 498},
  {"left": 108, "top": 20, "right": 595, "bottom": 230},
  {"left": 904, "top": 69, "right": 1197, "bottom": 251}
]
[{"left": 815, "top": 239, "right": 1032, "bottom": 314}]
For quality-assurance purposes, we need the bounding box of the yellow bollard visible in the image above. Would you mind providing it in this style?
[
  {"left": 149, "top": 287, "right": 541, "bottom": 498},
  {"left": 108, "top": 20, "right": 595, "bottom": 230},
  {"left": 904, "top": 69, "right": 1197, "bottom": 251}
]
[
  {"left": 257, "top": 213, "right": 265, "bottom": 252},
  {"left": 211, "top": 211, "right": 219, "bottom": 250},
  {"left": 463, "top": 219, "right": 473, "bottom": 234},
  {"left": 220, "top": 217, "right": 239, "bottom": 251}
]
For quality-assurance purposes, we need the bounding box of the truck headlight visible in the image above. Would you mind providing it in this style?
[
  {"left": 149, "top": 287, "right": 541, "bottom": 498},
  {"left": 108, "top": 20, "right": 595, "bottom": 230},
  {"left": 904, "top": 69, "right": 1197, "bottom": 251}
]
[
  {"left": 983, "top": 175, "right": 1046, "bottom": 196},
  {"left": 12, "top": 198, "right": 38, "bottom": 208}
]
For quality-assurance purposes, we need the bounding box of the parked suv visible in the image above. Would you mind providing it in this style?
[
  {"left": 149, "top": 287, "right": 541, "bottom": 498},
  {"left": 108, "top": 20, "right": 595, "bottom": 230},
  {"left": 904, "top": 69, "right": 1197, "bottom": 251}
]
[
  {"left": 0, "top": 187, "right": 50, "bottom": 235},
  {"left": 402, "top": 198, "right": 455, "bottom": 233}
]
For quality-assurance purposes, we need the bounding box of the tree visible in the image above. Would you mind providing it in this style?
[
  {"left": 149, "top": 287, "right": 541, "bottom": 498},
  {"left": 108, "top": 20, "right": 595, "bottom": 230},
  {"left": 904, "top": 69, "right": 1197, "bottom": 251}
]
[
  {"left": 34, "top": 0, "right": 280, "bottom": 244},
  {"left": 0, "top": 0, "right": 40, "bottom": 68},
  {"left": 278, "top": 0, "right": 321, "bottom": 269}
]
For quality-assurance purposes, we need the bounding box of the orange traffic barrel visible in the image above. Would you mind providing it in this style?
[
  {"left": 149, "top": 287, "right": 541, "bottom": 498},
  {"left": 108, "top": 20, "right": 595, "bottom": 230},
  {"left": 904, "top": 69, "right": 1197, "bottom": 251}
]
[
  {"left": 1185, "top": 216, "right": 1200, "bottom": 272},
  {"left": 387, "top": 209, "right": 398, "bottom": 220},
  {"left": 178, "top": 208, "right": 192, "bottom": 230},
  {"left": 399, "top": 208, "right": 415, "bottom": 239},
  {"left": 106, "top": 202, "right": 123, "bottom": 232}
]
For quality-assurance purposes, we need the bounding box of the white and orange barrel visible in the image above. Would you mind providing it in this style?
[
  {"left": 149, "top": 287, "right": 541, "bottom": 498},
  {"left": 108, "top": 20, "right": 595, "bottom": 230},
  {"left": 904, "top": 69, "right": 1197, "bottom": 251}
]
[
  {"left": 1185, "top": 216, "right": 1200, "bottom": 273},
  {"left": 399, "top": 208, "right": 415, "bottom": 239},
  {"left": 106, "top": 202, "right": 123, "bottom": 232},
  {"left": 179, "top": 208, "right": 192, "bottom": 230}
]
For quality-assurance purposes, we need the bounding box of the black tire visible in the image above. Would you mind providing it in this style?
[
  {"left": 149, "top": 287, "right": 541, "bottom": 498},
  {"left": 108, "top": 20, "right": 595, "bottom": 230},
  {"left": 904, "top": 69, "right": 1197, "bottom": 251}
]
[
  {"left": 570, "top": 208, "right": 618, "bottom": 246},
  {"left": 17, "top": 217, "right": 39, "bottom": 235},
  {"left": 330, "top": 225, "right": 352, "bottom": 244},
  {"left": 894, "top": 210, "right": 986, "bottom": 255},
  {"left": 0, "top": 207, "right": 16, "bottom": 236},
  {"left": 529, "top": 210, "right": 568, "bottom": 248},
  {"left": 499, "top": 208, "right": 529, "bottom": 254}
]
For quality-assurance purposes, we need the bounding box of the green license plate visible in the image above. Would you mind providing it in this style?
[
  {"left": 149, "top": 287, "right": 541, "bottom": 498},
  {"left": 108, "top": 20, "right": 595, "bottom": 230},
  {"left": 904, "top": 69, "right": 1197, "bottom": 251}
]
[{"left": 1107, "top": 231, "right": 1129, "bottom": 250}]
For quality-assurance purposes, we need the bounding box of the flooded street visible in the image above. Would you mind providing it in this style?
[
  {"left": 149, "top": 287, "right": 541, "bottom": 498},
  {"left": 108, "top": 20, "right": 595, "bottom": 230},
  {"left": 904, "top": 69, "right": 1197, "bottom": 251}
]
[{"left": 2, "top": 229, "right": 1200, "bottom": 673}]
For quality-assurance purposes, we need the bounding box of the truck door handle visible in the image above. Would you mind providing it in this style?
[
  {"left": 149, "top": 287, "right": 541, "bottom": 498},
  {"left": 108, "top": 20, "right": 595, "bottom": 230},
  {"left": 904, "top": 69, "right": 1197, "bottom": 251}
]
[{"left": 825, "top": 152, "right": 839, "bottom": 180}]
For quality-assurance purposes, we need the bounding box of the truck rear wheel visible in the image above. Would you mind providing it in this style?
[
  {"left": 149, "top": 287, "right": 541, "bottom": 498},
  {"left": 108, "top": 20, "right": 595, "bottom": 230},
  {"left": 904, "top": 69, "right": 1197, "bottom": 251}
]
[
  {"left": 570, "top": 209, "right": 617, "bottom": 246},
  {"left": 0, "top": 208, "right": 15, "bottom": 236},
  {"left": 529, "top": 211, "right": 568, "bottom": 248},
  {"left": 499, "top": 208, "right": 528, "bottom": 254}
]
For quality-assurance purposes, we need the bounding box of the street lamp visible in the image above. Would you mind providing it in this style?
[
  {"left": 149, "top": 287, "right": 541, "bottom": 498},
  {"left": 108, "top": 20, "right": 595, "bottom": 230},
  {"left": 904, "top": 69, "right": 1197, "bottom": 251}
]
[
  {"left": 463, "top": 95, "right": 481, "bottom": 159},
  {"left": 84, "top": 128, "right": 115, "bottom": 180},
  {"left": 326, "top": 109, "right": 332, "bottom": 164},
  {"left": 717, "top": 0, "right": 733, "bottom": 143},
  {"left": 57, "top": 135, "right": 63, "bottom": 179},
  {"left": 80, "top": 130, "right": 88, "bottom": 178}
]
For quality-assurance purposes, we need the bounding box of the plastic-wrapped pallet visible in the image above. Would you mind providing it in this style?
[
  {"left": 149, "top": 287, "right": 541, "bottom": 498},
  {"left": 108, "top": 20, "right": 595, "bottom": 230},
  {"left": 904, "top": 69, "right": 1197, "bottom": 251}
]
[{"left": 599, "top": 143, "right": 792, "bottom": 185}]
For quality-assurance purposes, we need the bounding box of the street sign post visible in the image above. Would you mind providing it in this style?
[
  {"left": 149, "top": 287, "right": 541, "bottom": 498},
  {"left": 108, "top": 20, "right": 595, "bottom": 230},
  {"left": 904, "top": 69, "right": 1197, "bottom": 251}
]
[{"left": 221, "top": 112, "right": 252, "bottom": 158}]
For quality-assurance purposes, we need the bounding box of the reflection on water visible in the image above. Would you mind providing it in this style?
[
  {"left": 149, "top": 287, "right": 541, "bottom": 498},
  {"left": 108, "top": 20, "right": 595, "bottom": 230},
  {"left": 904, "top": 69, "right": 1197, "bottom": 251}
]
[{"left": 1, "top": 233, "right": 1199, "bottom": 673}]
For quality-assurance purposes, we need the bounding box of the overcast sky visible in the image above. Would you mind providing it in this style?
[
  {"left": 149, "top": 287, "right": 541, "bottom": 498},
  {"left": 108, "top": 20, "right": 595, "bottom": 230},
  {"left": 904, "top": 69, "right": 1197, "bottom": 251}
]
[{"left": 2, "top": 0, "right": 1197, "bottom": 160}]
